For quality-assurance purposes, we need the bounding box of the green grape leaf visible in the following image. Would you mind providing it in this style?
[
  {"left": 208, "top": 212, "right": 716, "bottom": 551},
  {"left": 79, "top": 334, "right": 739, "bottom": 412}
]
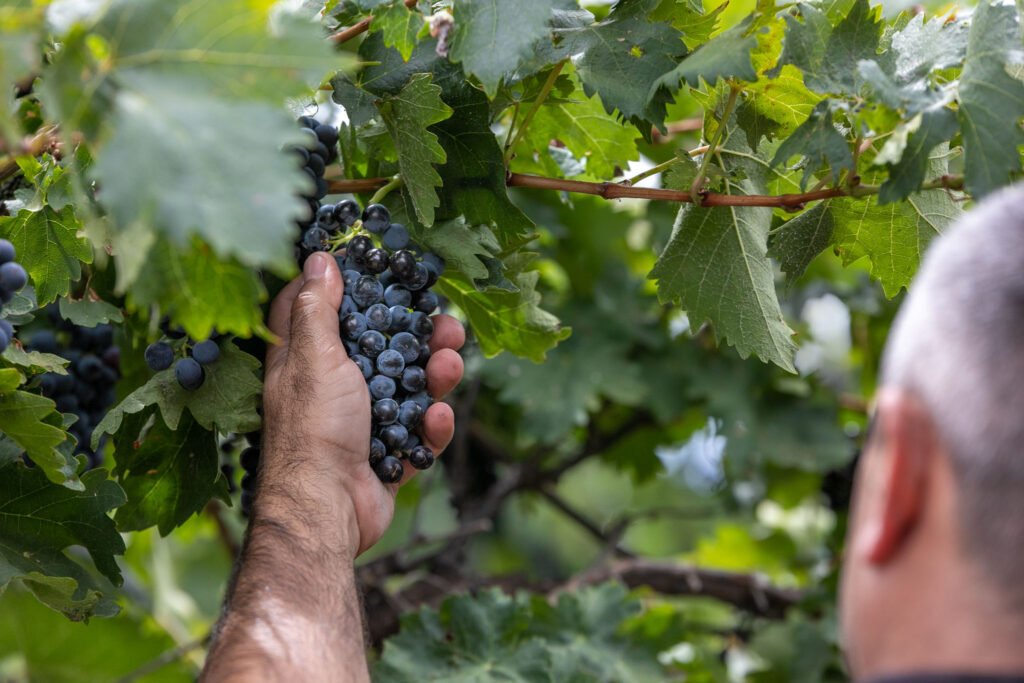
[
  {"left": 0, "top": 463, "right": 126, "bottom": 589},
  {"left": 58, "top": 297, "right": 124, "bottom": 327},
  {"left": 741, "top": 65, "right": 821, "bottom": 150},
  {"left": 0, "top": 571, "right": 117, "bottom": 622},
  {"left": 359, "top": 36, "right": 535, "bottom": 242},
  {"left": 331, "top": 73, "right": 380, "bottom": 128},
  {"left": 0, "top": 206, "right": 91, "bottom": 306},
  {"left": 376, "top": 73, "right": 453, "bottom": 226},
  {"left": 519, "top": 78, "right": 640, "bottom": 181},
  {"left": 767, "top": 203, "right": 836, "bottom": 284},
  {"left": 887, "top": 12, "right": 969, "bottom": 83},
  {"left": 957, "top": 0, "right": 1024, "bottom": 199},
  {"left": 2, "top": 346, "right": 69, "bottom": 375},
  {"left": 651, "top": 131, "right": 797, "bottom": 372},
  {"left": 650, "top": 0, "right": 727, "bottom": 48},
  {"left": 369, "top": 1, "right": 421, "bottom": 61},
  {"left": 770, "top": 100, "right": 854, "bottom": 189},
  {"left": 93, "top": 77, "right": 307, "bottom": 280},
  {"left": 449, "top": 0, "right": 558, "bottom": 96},
  {"left": 0, "top": 369, "right": 21, "bottom": 393},
  {"left": 830, "top": 148, "right": 962, "bottom": 296},
  {"left": 113, "top": 412, "right": 222, "bottom": 536},
  {"left": 92, "top": 340, "right": 262, "bottom": 448},
  {"left": 436, "top": 270, "right": 570, "bottom": 362},
  {"left": 0, "top": 390, "right": 76, "bottom": 488},
  {"left": 410, "top": 218, "right": 493, "bottom": 284},
  {"left": 653, "top": 15, "right": 759, "bottom": 91},
  {"left": 549, "top": 0, "right": 687, "bottom": 129},
  {"left": 877, "top": 108, "right": 959, "bottom": 204},
  {"left": 124, "top": 236, "right": 268, "bottom": 341},
  {"left": 772, "top": 0, "right": 882, "bottom": 97}
]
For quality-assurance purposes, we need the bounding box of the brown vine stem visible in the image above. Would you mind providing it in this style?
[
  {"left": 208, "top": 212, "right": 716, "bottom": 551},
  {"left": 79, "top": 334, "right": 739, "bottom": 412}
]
[
  {"left": 0, "top": 124, "right": 59, "bottom": 182},
  {"left": 328, "top": 173, "right": 965, "bottom": 208},
  {"left": 328, "top": 0, "right": 418, "bottom": 44}
]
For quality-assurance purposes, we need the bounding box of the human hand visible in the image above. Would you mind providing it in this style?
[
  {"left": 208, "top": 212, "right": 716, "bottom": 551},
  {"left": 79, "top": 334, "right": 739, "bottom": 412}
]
[{"left": 258, "top": 251, "right": 465, "bottom": 558}]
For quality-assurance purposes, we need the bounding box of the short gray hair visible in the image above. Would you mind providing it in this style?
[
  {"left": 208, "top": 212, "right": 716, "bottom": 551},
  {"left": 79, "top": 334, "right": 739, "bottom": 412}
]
[{"left": 881, "top": 183, "right": 1024, "bottom": 609}]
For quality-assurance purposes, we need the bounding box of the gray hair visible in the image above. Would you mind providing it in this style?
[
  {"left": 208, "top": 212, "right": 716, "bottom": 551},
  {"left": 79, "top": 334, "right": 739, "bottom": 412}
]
[{"left": 880, "top": 183, "right": 1024, "bottom": 609}]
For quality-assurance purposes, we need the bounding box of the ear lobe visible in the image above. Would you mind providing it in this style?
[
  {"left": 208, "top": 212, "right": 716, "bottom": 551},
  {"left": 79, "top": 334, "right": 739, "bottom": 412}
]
[{"left": 861, "top": 389, "right": 936, "bottom": 565}]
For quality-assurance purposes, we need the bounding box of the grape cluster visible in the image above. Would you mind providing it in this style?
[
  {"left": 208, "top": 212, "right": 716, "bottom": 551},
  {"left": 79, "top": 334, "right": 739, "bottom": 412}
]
[
  {"left": 30, "top": 312, "right": 120, "bottom": 469},
  {"left": 144, "top": 334, "right": 221, "bottom": 391},
  {"left": 0, "top": 238, "right": 29, "bottom": 353},
  {"left": 292, "top": 114, "right": 338, "bottom": 245},
  {"left": 300, "top": 200, "right": 444, "bottom": 484},
  {"left": 238, "top": 432, "right": 261, "bottom": 517}
]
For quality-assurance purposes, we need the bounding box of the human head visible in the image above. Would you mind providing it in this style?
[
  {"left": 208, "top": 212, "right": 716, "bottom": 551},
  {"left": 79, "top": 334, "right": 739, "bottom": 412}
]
[{"left": 839, "top": 184, "right": 1024, "bottom": 678}]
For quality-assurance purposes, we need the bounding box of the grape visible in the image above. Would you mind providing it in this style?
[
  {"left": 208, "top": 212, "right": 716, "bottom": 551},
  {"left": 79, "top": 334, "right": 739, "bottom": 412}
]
[
  {"left": 0, "top": 262, "right": 28, "bottom": 293},
  {"left": 298, "top": 115, "right": 319, "bottom": 129},
  {"left": 315, "top": 176, "right": 329, "bottom": 200},
  {"left": 341, "top": 269, "right": 361, "bottom": 291},
  {"left": 408, "top": 445, "right": 434, "bottom": 471},
  {"left": 365, "top": 303, "right": 392, "bottom": 331},
  {"left": 333, "top": 199, "right": 361, "bottom": 227},
  {"left": 30, "top": 331, "right": 59, "bottom": 354},
  {"left": 0, "top": 239, "right": 16, "bottom": 264},
  {"left": 174, "top": 358, "right": 205, "bottom": 391},
  {"left": 374, "top": 455, "right": 403, "bottom": 484},
  {"left": 0, "top": 319, "right": 12, "bottom": 352},
  {"left": 399, "top": 400, "right": 424, "bottom": 429},
  {"left": 361, "top": 204, "right": 391, "bottom": 233},
  {"left": 352, "top": 276, "right": 384, "bottom": 308},
  {"left": 372, "top": 398, "right": 399, "bottom": 425},
  {"left": 341, "top": 295, "right": 359, "bottom": 316},
  {"left": 78, "top": 356, "right": 106, "bottom": 382},
  {"left": 421, "top": 253, "right": 446, "bottom": 275},
  {"left": 240, "top": 446, "right": 260, "bottom": 472},
  {"left": 389, "top": 250, "right": 416, "bottom": 279},
  {"left": 410, "top": 312, "right": 434, "bottom": 340},
  {"left": 352, "top": 354, "right": 374, "bottom": 379},
  {"left": 358, "top": 329, "right": 387, "bottom": 358},
  {"left": 363, "top": 248, "right": 390, "bottom": 275},
  {"left": 192, "top": 340, "right": 220, "bottom": 366},
  {"left": 317, "top": 204, "right": 338, "bottom": 230},
  {"left": 302, "top": 226, "right": 330, "bottom": 251},
  {"left": 346, "top": 235, "right": 373, "bottom": 261},
  {"left": 402, "top": 432, "right": 420, "bottom": 452},
  {"left": 376, "top": 349, "right": 405, "bottom": 378},
  {"left": 307, "top": 153, "right": 326, "bottom": 177},
  {"left": 389, "top": 332, "right": 420, "bottom": 364},
  {"left": 314, "top": 123, "right": 339, "bottom": 147},
  {"left": 408, "top": 390, "right": 434, "bottom": 412},
  {"left": 417, "top": 340, "right": 432, "bottom": 366},
  {"left": 380, "top": 423, "right": 408, "bottom": 450},
  {"left": 369, "top": 374, "right": 396, "bottom": 400},
  {"left": 404, "top": 262, "right": 429, "bottom": 291},
  {"left": 389, "top": 306, "right": 412, "bottom": 332},
  {"left": 297, "top": 127, "right": 318, "bottom": 150},
  {"left": 413, "top": 290, "right": 439, "bottom": 314},
  {"left": 342, "top": 312, "right": 368, "bottom": 341},
  {"left": 382, "top": 223, "right": 410, "bottom": 250},
  {"left": 401, "top": 365, "right": 427, "bottom": 393},
  {"left": 145, "top": 342, "right": 175, "bottom": 371},
  {"left": 369, "top": 437, "right": 387, "bottom": 466},
  {"left": 384, "top": 284, "right": 412, "bottom": 308}
]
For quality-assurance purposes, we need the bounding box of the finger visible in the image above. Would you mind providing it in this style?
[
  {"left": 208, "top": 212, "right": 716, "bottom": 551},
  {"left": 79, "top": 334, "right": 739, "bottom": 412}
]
[
  {"left": 425, "top": 348, "right": 463, "bottom": 400},
  {"left": 428, "top": 314, "right": 465, "bottom": 352},
  {"left": 265, "top": 277, "right": 305, "bottom": 374},
  {"left": 288, "top": 252, "right": 345, "bottom": 362}
]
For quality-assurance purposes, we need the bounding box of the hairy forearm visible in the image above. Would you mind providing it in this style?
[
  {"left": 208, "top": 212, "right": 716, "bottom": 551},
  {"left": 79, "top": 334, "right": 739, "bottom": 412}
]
[{"left": 201, "top": 468, "right": 370, "bottom": 682}]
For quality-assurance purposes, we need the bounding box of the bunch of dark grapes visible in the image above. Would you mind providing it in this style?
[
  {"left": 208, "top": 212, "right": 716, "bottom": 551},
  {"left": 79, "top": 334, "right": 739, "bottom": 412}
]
[
  {"left": 238, "top": 431, "right": 261, "bottom": 517},
  {"left": 0, "top": 238, "right": 29, "bottom": 353},
  {"left": 291, "top": 114, "right": 338, "bottom": 251},
  {"left": 144, "top": 333, "right": 221, "bottom": 391},
  {"left": 301, "top": 199, "right": 444, "bottom": 484},
  {"left": 30, "top": 311, "right": 120, "bottom": 469}
]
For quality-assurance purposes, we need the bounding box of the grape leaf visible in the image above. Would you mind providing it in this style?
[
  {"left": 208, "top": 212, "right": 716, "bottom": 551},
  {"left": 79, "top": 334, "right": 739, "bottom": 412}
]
[
  {"left": 369, "top": 1, "right": 421, "bottom": 61},
  {"left": 0, "top": 369, "right": 21, "bottom": 393},
  {"left": 58, "top": 297, "right": 124, "bottom": 327},
  {"left": 653, "top": 15, "right": 759, "bottom": 91},
  {"left": 436, "top": 270, "right": 570, "bottom": 362},
  {"left": 331, "top": 74, "right": 380, "bottom": 128},
  {"left": 124, "top": 236, "right": 268, "bottom": 341},
  {"left": 113, "top": 412, "right": 222, "bottom": 536},
  {"left": 651, "top": 130, "right": 797, "bottom": 372},
  {"left": 518, "top": 77, "right": 640, "bottom": 181},
  {"left": 0, "top": 463, "right": 126, "bottom": 589},
  {"left": 771, "top": 0, "right": 882, "bottom": 97},
  {"left": 770, "top": 100, "right": 854, "bottom": 189},
  {"left": 830, "top": 149, "right": 962, "bottom": 296},
  {"left": 0, "top": 390, "right": 75, "bottom": 487},
  {"left": 956, "top": 0, "right": 1024, "bottom": 199},
  {"left": 877, "top": 108, "right": 959, "bottom": 204},
  {"left": 741, "top": 65, "right": 821, "bottom": 150},
  {"left": 768, "top": 203, "right": 836, "bottom": 284},
  {"left": 409, "top": 218, "right": 493, "bottom": 284},
  {"left": 449, "top": 0, "right": 559, "bottom": 96},
  {"left": 92, "top": 340, "right": 262, "bottom": 448},
  {"left": 0, "top": 206, "right": 91, "bottom": 306},
  {"left": 1, "top": 346, "right": 69, "bottom": 376},
  {"left": 548, "top": 0, "right": 687, "bottom": 129},
  {"left": 650, "top": 0, "right": 727, "bottom": 48},
  {"left": 93, "top": 77, "right": 308, "bottom": 279},
  {"left": 376, "top": 74, "right": 453, "bottom": 226}
]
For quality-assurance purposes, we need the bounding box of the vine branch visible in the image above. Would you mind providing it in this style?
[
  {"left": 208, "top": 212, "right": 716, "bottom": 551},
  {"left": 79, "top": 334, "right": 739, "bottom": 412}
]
[
  {"left": 328, "top": 0, "right": 418, "bottom": 45},
  {"left": 691, "top": 85, "right": 740, "bottom": 203},
  {"left": 327, "top": 173, "right": 965, "bottom": 209},
  {"left": 503, "top": 59, "right": 568, "bottom": 164}
]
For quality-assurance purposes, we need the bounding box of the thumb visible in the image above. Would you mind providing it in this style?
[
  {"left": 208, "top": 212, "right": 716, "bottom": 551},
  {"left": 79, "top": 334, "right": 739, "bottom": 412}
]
[{"left": 289, "top": 252, "right": 344, "bottom": 352}]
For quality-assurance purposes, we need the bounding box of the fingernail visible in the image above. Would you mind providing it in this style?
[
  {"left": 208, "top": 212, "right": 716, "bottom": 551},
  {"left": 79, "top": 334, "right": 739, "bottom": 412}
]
[{"left": 304, "top": 252, "right": 328, "bottom": 280}]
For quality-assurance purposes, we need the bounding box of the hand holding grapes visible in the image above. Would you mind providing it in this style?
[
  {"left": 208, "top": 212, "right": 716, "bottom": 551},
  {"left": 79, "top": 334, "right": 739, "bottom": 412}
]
[{"left": 259, "top": 250, "right": 465, "bottom": 557}]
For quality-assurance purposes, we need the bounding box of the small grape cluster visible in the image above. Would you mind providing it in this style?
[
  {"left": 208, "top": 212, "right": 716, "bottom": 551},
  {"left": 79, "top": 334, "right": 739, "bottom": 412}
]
[
  {"left": 238, "top": 432, "right": 261, "bottom": 517},
  {"left": 30, "top": 313, "right": 120, "bottom": 469},
  {"left": 300, "top": 199, "right": 444, "bottom": 484},
  {"left": 144, "top": 334, "right": 221, "bottom": 391},
  {"left": 292, "top": 114, "right": 338, "bottom": 240},
  {"left": 0, "top": 238, "right": 29, "bottom": 353}
]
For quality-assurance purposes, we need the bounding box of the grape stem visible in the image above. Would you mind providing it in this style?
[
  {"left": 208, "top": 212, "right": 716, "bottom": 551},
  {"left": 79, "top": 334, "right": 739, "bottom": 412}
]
[
  {"left": 368, "top": 174, "right": 404, "bottom": 206},
  {"left": 327, "top": 173, "right": 966, "bottom": 209},
  {"left": 690, "top": 85, "right": 740, "bottom": 204},
  {"left": 503, "top": 59, "right": 568, "bottom": 166},
  {"left": 328, "top": 0, "right": 419, "bottom": 44}
]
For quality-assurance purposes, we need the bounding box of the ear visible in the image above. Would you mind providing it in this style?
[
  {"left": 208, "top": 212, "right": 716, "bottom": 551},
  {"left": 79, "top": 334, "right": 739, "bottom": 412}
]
[{"left": 856, "top": 388, "right": 938, "bottom": 565}]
